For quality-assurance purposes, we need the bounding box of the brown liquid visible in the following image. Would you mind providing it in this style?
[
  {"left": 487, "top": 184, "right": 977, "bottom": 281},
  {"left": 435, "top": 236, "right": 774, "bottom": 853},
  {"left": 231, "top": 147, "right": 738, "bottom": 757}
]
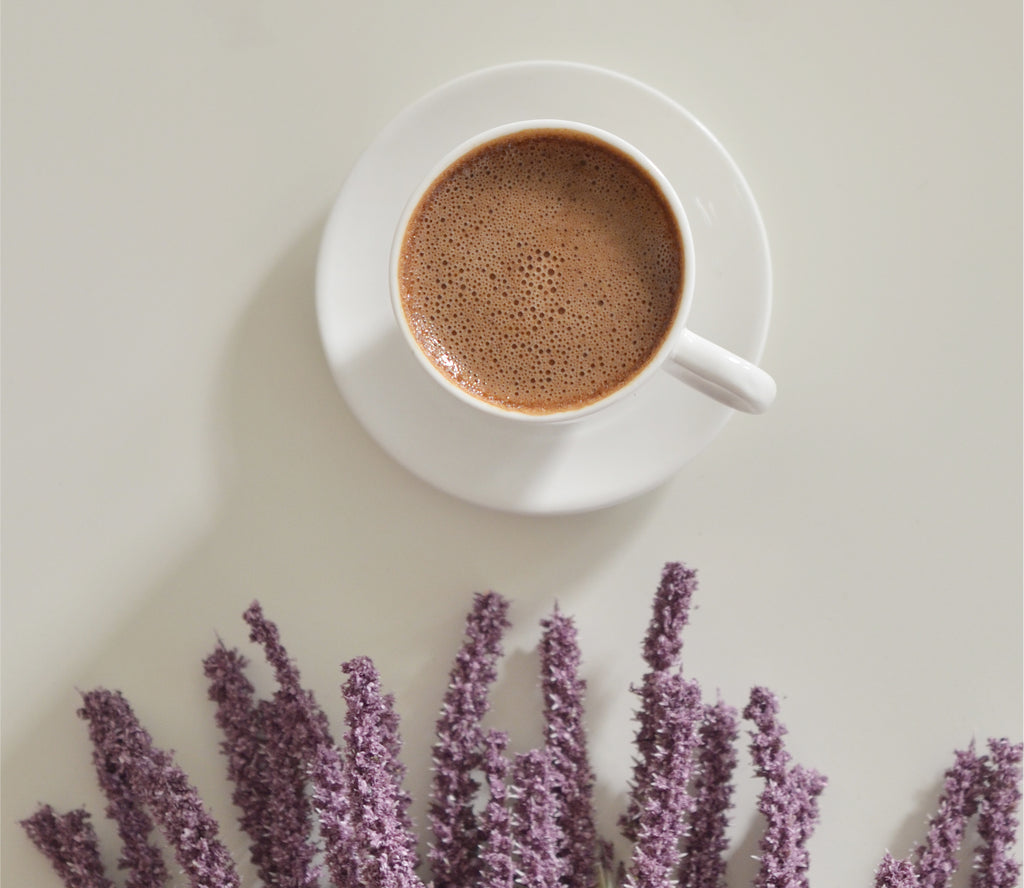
[{"left": 398, "top": 129, "right": 683, "bottom": 414}]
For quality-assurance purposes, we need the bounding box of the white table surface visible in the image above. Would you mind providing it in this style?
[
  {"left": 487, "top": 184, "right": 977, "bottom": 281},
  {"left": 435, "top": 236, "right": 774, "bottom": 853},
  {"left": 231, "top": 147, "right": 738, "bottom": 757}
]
[{"left": 2, "top": 2, "right": 1021, "bottom": 885}]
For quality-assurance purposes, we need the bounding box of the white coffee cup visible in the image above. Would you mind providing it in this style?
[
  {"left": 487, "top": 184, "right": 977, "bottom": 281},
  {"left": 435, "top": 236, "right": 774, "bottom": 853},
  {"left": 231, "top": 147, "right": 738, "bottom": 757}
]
[{"left": 390, "top": 120, "right": 776, "bottom": 421}]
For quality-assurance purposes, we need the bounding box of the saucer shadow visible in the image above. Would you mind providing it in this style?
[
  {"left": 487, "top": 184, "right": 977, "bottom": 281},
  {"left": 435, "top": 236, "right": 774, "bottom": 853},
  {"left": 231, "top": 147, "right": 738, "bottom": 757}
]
[{"left": 334, "top": 322, "right": 584, "bottom": 511}]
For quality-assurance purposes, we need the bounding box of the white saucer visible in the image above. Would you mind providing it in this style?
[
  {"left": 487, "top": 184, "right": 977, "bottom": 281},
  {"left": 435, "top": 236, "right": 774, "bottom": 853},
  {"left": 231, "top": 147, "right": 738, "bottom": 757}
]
[{"left": 316, "top": 61, "right": 772, "bottom": 514}]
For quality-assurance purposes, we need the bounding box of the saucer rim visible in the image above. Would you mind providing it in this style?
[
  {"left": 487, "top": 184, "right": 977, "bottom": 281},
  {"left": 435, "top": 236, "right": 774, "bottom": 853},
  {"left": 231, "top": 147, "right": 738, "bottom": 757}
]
[{"left": 315, "top": 60, "right": 772, "bottom": 514}]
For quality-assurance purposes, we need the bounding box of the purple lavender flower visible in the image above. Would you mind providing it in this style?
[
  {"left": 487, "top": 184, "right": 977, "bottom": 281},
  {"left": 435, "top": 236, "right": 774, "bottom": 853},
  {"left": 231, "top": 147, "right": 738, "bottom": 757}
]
[
  {"left": 341, "top": 656, "right": 423, "bottom": 888},
  {"left": 311, "top": 744, "right": 361, "bottom": 888},
  {"left": 621, "top": 563, "right": 699, "bottom": 845},
  {"left": 643, "top": 563, "right": 698, "bottom": 673},
  {"left": 429, "top": 591, "right": 511, "bottom": 888},
  {"left": 678, "top": 700, "right": 740, "bottom": 888},
  {"left": 743, "top": 686, "right": 826, "bottom": 888},
  {"left": 913, "top": 744, "right": 986, "bottom": 888},
  {"left": 203, "top": 644, "right": 276, "bottom": 878},
  {"left": 245, "top": 602, "right": 337, "bottom": 888},
  {"left": 875, "top": 855, "right": 921, "bottom": 888},
  {"left": 623, "top": 671, "right": 702, "bottom": 888},
  {"left": 244, "top": 601, "right": 335, "bottom": 755},
  {"left": 253, "top": 699, "right": 326, "bottom": 887},
  {"left": 874, "top": 738, "right": 1023, "bottom": 888},
  {"left": 791, "top": 765, "right": 828, "bottom": 880},
  {"left": 77, "top": 688, "right": 167, "bottom": 888},
  {"left": 539, "top": 606, "right": 600, "bottom": 888},
  {"left": 479, "top": 729, "right": 515, "bottom": 888},
  {"left": 78, "top": 689, "right": 239, "bottom": 888},
  {"left": 511, "top": 749, "right": 566, "bottom": 888},
  {"left": 204, "top": 603, "right": 335, "bottom": 888},
  {"left": 379, "top": 686, "right": 419, "bottom": 868},
  {"left": 973, "top": 738, "right": 1024, "bottom": 888},
  {"left": 20, "top": 806, "right": 115, "bottom": 888}
]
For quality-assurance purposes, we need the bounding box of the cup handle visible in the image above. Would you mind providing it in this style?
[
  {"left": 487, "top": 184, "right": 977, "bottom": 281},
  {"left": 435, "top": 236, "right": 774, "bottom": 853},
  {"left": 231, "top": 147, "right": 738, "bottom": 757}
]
[{"left": 664, "top": 329, "right": 776, "bottom": 414}]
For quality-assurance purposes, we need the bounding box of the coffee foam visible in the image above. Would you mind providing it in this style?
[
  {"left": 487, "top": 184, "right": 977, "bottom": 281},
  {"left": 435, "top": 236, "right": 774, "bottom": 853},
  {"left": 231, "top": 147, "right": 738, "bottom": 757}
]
[{"left": 398, "top": 129, "right": 683, "bottom": 413}]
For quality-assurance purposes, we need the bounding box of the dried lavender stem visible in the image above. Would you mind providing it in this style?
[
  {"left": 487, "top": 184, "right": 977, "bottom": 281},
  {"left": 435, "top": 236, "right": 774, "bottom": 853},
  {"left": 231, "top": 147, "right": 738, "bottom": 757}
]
[
  {"left": 203, "top": 643, "right": 278, "bottom": 882},
  {"left": 20, "top": 806, "right": 115, "bottom": 888},
  {"left": 540, "top": 606, "right": 600, "bottom": 888},
  {"left": 478, "top": 730, "right": 515, "bottom": 888},
  {"left": 311, "top": 744, "right": 361, "bottom": 888},
  {"left": 380, "top": 687, "right": 420, "bottom": 867},
  {"left": 623, "top": 671, "right": 702, "bottom": 888},
  {"left": 79, "top": 689, "right": 239, "bottom": 888},
  {"left": 744, "top": 686, "right": 826, "bottom": 888},
  {"left": 643, "top": 562, "right": 698, "bottom": 673},
  {"left": 972, "top": 738, "right": 1024, "bottom": 888},
  {"left": 428, "top": 591, "right": 511, "bottom": 888},
  {"left": 678, "top": 700, "right": 740, "bottom": 888},
  {"left": 913, "top": 745, "right": 986, "bottom": 888},
  {"left": 205, "top": 603, "right": 340, "bottom": 888},
  {"left": 621, "top": 563, "right": 698, "bottom": 844},
  {"left": 244, "top": 602, "right": 338, "bottom": 888},
  {"left": 79, "top": 686, "right": 167, "bottom": 888},
  {"left": 511, "top": 749, "right": 566, "bottom": 888},
  {"left": 342, "top": 656, "right": 423, "bottom": 888}
]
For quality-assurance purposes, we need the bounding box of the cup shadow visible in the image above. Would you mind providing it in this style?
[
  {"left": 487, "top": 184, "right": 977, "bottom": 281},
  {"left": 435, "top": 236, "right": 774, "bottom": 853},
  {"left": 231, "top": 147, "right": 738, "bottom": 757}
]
[{"left": 2, "top": 214, "right": 667, "bottom": 885}]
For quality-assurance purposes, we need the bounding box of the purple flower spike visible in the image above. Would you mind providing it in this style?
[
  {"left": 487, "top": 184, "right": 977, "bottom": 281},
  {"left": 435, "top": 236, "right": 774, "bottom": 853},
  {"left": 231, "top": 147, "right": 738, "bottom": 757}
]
[
  {"left": 203, "top": 644, "right": 274, "bottom": 877},
  {"left": 621, "top": 564, "right": 700, "bottom": 848},
  {"left": 479, "top": 730, "right": 515, "bottom": 888},
  {"left": 380, "top": 687, "right": 419, "bottom": 868},
  {"left": 743, "top": 686, "right": 826, "bottom": 888},
  {"left": 207, "top": 603, "right": 334, "bottom": 888},
  {"left": 875, "top": 854, "right": 921, "bottom": 888},
  {"left": 623, "top": 671, "right": 702, "bottom": 888},
  {"left": 429, "top": 591, "right": 511, "bottom": 888},
  {"left": 78, "top": 689, "right": 239, "bottom": 888},
  {"left": 914, "top": 744, "right": 986, "bottom": 888},
  {"left": 540, "top": 606, "right": 600, "bottom": 888},
  {"left": 311, "top": 744, "right": 360, "bottom": 888},
  {"left": 973, "top": 738, "right": 1024, "bottom": 888},
  {"left": 511, "top": 749, "right": 566, "bottom": 888},
  {"left": 874, "top": 737, "right": 1022, "bottom": 888},
  {"left": 790, "top": 765, "right": 828, "bottom": 880},
  {"left": 78, "top": 689, "right": 167, "bottom": 888},
  {"left": 245, "top": 602, "right": 340, "bottom": 887},
  {"left": 243, "top": 602, "right": 335, "bottom": 753},
  {"left": 20, "top": 805, "right": 115, "bottom": 888},
  {"left": 251, "top": 699, "right": 325, "bottom": 887},
  {"left": 643, "top": 562, "right": 698, "bottom": 673},
  {"left": 678, "top": 700, "right": 740, "bottom": 888},
  {"left": 341, "top": 656, "right": 423, "bottom": 888}
]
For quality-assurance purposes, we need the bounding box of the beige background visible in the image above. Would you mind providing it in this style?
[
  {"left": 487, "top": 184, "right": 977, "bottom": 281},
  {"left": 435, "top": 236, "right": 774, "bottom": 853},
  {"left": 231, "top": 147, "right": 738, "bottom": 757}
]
[{"left": 3, "top": 1, "right": 1021, "bottom": 885}]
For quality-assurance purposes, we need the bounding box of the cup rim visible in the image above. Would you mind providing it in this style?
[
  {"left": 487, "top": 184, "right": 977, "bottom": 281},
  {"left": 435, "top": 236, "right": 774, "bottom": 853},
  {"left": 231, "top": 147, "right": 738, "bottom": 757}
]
[{"left": 389, "top": 118, "right": 696, "bottom": 423}]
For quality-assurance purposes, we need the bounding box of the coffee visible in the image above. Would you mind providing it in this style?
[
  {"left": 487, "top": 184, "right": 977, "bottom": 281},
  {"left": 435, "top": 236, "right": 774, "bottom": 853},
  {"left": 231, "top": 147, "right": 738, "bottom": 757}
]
[{"left": 397, "top": 128, "right": 684, "bottom": 414}]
